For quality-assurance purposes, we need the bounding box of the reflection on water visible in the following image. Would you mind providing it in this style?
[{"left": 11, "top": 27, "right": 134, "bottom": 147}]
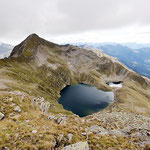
[{"left": 59, "top": 84, "right": 114, "bottom": 117}]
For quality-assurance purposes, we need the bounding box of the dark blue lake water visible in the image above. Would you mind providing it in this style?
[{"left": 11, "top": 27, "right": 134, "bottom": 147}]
[{"left": 58, "top": 84, "right": 114, "bottom": 117}]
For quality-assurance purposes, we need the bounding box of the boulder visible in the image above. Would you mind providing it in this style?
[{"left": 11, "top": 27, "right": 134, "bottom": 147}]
[
  {"left": 62, "top": 141, "right": 89, "bottom": 150},
  {"left": 86, "top": 125, "right": 105, "bottom": 133},
  {"left": 0, "top": 112, "right": 4, "bottom": 120},
  {"left": 109, "top": 129, "right": 125, "bottom": 136},
  {"left": 10, "top": 103, "right": 16, "bottom": 107},
  {"left": 48, "top": 115, "right": 55, "bottom": 120},
  {"left": 54, "top": 117, "right": 66, "bottom": 125},
  {"left": 14, "top": 106, "right": 21, "bottom": 113},
  {"left": 32, "top": 130, "right": 37, "bottom": 134},
  {"left": 67, "top": 133, "right": 73, "bottom": 142}
]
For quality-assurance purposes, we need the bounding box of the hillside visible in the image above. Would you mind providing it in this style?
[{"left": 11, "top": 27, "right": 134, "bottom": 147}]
[
  {"left": 79, "top": 43, "right": 150, "bottom": 78},
  {"left": 0, "top": 34, "right": 150, "bottom": 149}
]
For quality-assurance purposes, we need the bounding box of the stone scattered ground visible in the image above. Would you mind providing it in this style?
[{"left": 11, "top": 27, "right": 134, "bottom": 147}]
[{"left": 0, "top": 91, "right": 150, "bottom": 150}]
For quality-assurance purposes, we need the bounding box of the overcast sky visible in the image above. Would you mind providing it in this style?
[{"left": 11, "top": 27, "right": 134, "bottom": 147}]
[{"left": 0, "top": 0, "right": 150, "bottom": 45}]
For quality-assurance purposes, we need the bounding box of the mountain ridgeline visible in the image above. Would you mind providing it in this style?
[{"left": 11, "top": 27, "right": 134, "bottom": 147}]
[
  {"left": 0, "top": 33, "right": 149, "bottom": 115},
  {"left": 79, "top": 43, "right": 150, "bottom": 78},
  {"left": 0, "top": 34, "right": 150, "bottom": 149}
]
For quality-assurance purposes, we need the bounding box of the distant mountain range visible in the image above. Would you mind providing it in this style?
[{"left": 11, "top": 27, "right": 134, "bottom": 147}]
[
  {"left": 76, "top": 43, "right": 150, "bottom": 78},
  {"left": 0, "top": 42, "right": 13, "bottom": 58},
  {"left": 74, "top": 42, "right": 150, "bottom": 49}
]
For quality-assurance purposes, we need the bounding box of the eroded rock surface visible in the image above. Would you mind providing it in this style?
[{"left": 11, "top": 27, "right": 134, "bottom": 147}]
[{"left": 62, "top": 141, "right": 89, "bottom": 150}]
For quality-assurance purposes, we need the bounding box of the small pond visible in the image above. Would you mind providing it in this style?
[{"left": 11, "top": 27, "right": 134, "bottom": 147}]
[
  {"left": 107, "top": 81, "right": 123, "bottom": 88},
  {"left": 58, "top": 84, "right": 114, "bottom": 117}
]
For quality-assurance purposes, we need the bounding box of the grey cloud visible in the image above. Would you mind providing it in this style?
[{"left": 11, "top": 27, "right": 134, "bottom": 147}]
[{"left": 0, "top": 0, "right": 150, "bottom": 42}]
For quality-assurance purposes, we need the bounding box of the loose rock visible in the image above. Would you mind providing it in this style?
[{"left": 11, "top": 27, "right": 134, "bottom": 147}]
[
  {"left": 86, "top": 125, "right": 103, "bottom": 133},
  {"left": 62, "top": 141, "right": 89, "bottom": 150},
  {"left": 14, "top": 106, "right": 21, "bottom": 113},
  {"left": 0, "top": 112, "right": 5, "bottom": 120},
  {"left": 67, "top": 133, "right": 73, "bottom": 142},
  {"left": 48, "top": 115, "right": 55, "bottom": 120},
  {"left": 32, "top": 130, "right": 37, "bottom": 134},
  {"left": 54, "top": 117, "right": 66, "bottom": 125}
]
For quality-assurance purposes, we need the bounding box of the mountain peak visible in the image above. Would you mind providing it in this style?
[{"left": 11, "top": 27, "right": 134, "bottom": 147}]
[
  {"left": 9, "top": 33, "right": 56, "bottom": 58},
  {"left": 25, "top": 33, "right": 40, "bottom": 41},
  {"left": 28, "top": 33, "right": 39, "bottom": 37}
]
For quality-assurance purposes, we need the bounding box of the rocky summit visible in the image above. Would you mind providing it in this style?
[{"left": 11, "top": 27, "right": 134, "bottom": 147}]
[{"left": 0, "top": 34, "right": 150, "bottom": 150}]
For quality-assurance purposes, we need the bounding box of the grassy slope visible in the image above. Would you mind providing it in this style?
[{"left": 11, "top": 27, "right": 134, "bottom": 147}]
[{"left": 0, "top": 92, "right": 140, "bottom": 150}]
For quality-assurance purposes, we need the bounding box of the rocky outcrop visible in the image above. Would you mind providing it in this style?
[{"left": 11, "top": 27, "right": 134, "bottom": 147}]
[
  {"left": 62, "top": 141, "right": 89, "bottom": 150},
  {"left": 0, "top": 91, "right": 150, "bottom": 149},
  {"left": 14, "top": 106, "right": 21, "bottom": 113},
  {"left": 0, "top": 112, "right": 4, "bottom": 120},
  {"left": 67, "top": 133, "right": 73, "bottom": 142},
  {"left": 86, "top": 110, "right": 150, "bottom": 148}
]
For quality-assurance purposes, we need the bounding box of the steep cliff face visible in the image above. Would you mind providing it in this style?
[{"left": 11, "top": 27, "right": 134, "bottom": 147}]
[{"left": 0, "top": 34, "right": 150, "bottom": 149}]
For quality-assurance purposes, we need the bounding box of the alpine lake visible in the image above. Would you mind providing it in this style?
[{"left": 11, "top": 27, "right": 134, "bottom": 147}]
[{"left": 58, "top": 84, "right": 114, "bottom": 117}]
